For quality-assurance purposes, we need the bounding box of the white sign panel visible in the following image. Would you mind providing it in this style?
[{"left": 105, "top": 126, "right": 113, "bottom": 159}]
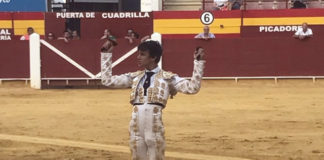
[
  {"left": 141, "top": 0, "right": 161, "bottom": 12},
  {"left": 200, "top": 12, "right": 214, "bottom": 25}
]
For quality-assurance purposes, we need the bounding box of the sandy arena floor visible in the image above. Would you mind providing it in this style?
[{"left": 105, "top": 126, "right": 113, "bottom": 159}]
[{"left": 0, "top": 80, "right": 324, "bottom": 160}]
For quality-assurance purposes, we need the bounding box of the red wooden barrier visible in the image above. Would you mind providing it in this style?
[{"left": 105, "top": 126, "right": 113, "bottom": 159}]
[
  {"left": 0, "top": 41, "right": 29, "bottom": 78},
  {"left": 163, "top": 37, "right": 324, "bottom": 77}
]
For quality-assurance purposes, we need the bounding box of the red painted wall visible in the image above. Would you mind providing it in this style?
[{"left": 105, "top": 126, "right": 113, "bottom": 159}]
[
  {"left": 81, "top": 12, "right": 153, "bottom": 39},
  {"left": 241, "top": 9, "right": 324, "bottom": 38},
  {"left": 44, "top": 13, "right": 66, "bottom": 40},
  {"left": 0, "top": 41, "right": 29, "bottom": 78},
  {"left": 45, "top": 12, "right": 153, "bottom": 40},
  {"left": 1, "top": 36, "right": 324, "bottom": 79},
  {"left": 241, "top": 25, "right": 324, "bottom": 38},
  {"left": 163, "top": 37, "right": 324, "bottom": 77}
]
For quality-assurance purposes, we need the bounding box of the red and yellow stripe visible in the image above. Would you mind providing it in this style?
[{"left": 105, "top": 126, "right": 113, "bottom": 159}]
[
  {"left": 244, "top": 17, "right": 324, "bottom": 26},
  {"left": 0, "top": 20, "right": 12, "bottom": 28},
  {"left": 13, "top": 12, "right": 45, "bottom": 36},
  {"left": 0, "top": 13, "right": 12, "bottom": 28},
  {"left": 154, "top": 18, "right": 241, "bottom": 34},
  {"left": 14, "top": 20, "right": 45, "bottom": 35},
  {"left": 243, "top": 9, "right": 324, "bottom": 18},
  {"left": 243, "top": 9, "right": 324, "bottom": 26},
  {"left": 153, "top": 11, "right": 241, "bottom": 37}
]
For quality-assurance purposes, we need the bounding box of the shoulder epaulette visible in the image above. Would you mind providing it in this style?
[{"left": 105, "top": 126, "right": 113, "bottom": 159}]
[
  {"left": 130, "top": 70, "right": 145, "bottom": 78},
  {"left": 162, "top": 70, "right": 176, "bottom": 79}
]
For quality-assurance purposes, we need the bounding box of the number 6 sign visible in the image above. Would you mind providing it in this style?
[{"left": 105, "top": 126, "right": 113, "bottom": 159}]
[{"left": 200, "top": 11, "right": 214, "bottom": 25}]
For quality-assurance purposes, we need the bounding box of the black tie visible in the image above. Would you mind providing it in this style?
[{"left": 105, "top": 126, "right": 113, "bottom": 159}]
[{"left": 143, "top": 72, "right": 154, "bottom": 96}]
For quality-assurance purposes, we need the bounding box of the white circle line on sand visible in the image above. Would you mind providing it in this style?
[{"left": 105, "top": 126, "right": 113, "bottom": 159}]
[{"left": 0, "top": 133, "right": 251, "bottom": 160}]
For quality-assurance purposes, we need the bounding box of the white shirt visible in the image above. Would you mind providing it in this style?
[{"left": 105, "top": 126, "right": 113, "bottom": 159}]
[
  {"left": 294, "top": 28, "right": 313, "bottom": 36},
  {"left": 194, "top": 33, "right": 215, "bottom": 39},
  {"left": 138, "top": 66, "right": 183, "bottom": 93},
  {"left": 214, "top": 0, "right": 228, "bottom": 6},
  {"left": 20, "top": 35, "right": 29, "bottom": 40},
  {"left": 138, "top": 66, "right": 161, "bottom": 89}
]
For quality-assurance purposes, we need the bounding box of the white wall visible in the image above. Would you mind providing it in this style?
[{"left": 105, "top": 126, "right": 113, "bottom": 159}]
[{"left": 141, "top": 0, "right": 162, "bottom": 11}]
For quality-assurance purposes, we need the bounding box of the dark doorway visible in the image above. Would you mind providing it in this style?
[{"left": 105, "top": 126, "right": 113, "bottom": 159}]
[{"left": 121, "top": 0, "right": 140, "bottom": 11}]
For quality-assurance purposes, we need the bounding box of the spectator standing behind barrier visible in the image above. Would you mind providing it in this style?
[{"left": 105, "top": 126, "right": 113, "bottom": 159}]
[
  {"left": 47, "top": 32, "right": 56, "bottom": 40},
  {"left": 228, "top": 0, "right": 242, "bottom": 10},
  {"left": 72, "top": 30, "right": 80, "bottom": 40},
  {"left": 100, "top": 28, "right": 118, "bottom": 52},
  {"left": 101, "top": 35, "right": 118, "bottom": 53},
  {"left": 195, "top": 25, "right": 215, "bottom": 40},
  {"left": 213, "top": 0, "right": 229, "bottom": 10},
  {"left": 57, "top": 31, "right": 72, "bottom": 43},
  {"left": 20, "top": 27, "right": 34, "bottom": 40},
  {"left": 125, "top": 29, "right": 139, "bottom": 44},
  {"left": 100, "top": 29, "right": 116, "bottom": 40},
  {"left": 291, "top": 0, "right": 306, "bottom": 9},
  {"left": 293, "top": 23, "right": 313, "bottom": 40}
]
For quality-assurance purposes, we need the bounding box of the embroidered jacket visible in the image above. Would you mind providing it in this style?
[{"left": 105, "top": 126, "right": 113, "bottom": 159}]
[{"left": 101, "top": 52, "right": 205, "bottom": 107}]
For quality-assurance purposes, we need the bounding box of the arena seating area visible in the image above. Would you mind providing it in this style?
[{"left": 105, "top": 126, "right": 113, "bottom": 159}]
[{"left": 163, "top": 0, "right": 202, "bottom": 10}]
